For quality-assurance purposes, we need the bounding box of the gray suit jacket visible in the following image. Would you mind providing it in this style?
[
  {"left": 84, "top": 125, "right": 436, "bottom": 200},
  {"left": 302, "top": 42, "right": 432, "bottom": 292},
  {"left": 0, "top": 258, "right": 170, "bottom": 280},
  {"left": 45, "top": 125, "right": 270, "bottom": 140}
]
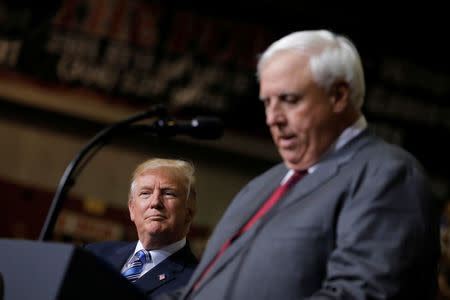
[{"left": 159, "top": 131, "right": 439, "bottom": 299}]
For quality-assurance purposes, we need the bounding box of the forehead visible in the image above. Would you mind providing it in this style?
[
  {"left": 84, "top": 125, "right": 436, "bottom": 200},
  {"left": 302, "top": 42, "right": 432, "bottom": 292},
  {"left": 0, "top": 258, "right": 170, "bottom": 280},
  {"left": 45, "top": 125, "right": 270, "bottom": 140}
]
[
  {"left": 259, "top": 51, "right": 312, "bottom": 94},
  {"left": 134, "top": 168, "right": 187, "bottom": 189}
]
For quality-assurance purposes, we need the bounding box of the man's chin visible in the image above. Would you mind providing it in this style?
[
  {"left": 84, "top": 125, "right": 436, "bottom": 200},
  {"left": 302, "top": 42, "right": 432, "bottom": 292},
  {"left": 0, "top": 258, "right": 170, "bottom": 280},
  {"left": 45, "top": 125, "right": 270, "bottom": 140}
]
[
  {"left": 279, "top": 150, "right": 298, "bottom": 164},
  {"left": 143, "top": 222, "right": 166, "bottom": 234},
  {"left": 279, "top": 152, "right": 307, "bottom": 170}
]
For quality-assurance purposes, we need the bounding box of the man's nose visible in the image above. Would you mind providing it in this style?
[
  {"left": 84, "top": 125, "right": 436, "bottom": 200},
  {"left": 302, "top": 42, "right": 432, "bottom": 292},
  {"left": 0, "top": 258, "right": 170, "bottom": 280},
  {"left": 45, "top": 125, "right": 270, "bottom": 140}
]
[
  {"left": 149, "top": 189, "right": 164, "bottom": 208},
  {"left": 265, "top": 99, "right": 286, "bottom": 126}
]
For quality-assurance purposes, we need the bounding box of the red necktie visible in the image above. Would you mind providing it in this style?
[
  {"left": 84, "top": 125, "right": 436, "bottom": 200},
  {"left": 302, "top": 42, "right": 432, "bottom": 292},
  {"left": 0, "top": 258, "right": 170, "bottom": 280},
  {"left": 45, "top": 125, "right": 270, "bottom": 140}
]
[{"left": 193, "top": 170, "right": 307, "bottom": 290}]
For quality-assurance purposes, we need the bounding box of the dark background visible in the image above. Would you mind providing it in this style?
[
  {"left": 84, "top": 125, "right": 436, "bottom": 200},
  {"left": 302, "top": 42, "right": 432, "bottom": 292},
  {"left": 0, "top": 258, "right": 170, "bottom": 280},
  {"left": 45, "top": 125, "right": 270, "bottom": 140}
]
[
  {"left": 1, "top": 0, "right": 449, "bottom": 297},
  {"left": 0, "top": 0, "right": 449, "bottom": 251}
]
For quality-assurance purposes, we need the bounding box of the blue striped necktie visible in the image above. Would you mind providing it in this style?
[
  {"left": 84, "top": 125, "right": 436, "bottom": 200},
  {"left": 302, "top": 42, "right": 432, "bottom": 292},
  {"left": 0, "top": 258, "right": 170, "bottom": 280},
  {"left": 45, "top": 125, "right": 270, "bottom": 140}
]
[{"left": 122, "top": 249, "right": 151, "bottom": 282}]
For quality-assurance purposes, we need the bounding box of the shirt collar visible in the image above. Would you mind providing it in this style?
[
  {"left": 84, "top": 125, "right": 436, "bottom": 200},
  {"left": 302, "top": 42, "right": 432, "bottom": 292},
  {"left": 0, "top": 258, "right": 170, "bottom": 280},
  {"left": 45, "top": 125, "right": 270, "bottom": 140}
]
[
  {"left": 332, "top": 115, "right": 367, "bottom": 152},
  {"left": 134, "top": 238, "right": 186, "bottom": 267}
]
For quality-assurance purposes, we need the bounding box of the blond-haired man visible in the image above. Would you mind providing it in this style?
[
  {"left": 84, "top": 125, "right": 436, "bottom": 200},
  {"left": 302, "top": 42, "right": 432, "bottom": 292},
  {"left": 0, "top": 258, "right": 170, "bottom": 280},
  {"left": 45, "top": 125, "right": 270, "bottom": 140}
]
[{"left": 86, "top": 158, "right": 198, "bottom": 298}]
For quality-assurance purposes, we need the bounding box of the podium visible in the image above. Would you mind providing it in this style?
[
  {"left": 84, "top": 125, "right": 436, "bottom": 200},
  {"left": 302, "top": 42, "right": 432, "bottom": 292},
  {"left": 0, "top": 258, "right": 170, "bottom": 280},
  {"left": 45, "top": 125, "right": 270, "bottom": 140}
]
[{"left": 0, "top": 239, "right": 146, "bottom": 300}]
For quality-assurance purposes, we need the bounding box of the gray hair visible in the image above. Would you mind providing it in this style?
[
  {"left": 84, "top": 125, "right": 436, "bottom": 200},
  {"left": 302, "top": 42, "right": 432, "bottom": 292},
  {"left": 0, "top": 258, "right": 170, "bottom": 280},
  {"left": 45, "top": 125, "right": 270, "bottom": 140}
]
[{"left": 257, "top": 29, "right": 365, "bottom": 110}]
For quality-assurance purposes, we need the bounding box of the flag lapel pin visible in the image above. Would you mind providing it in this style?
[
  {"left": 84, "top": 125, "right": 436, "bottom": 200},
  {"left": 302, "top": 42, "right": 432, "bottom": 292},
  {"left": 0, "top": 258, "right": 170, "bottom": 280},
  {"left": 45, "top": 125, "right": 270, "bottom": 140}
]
[{"left": 158, "top": 274, "right": 166, "bottom": 281}]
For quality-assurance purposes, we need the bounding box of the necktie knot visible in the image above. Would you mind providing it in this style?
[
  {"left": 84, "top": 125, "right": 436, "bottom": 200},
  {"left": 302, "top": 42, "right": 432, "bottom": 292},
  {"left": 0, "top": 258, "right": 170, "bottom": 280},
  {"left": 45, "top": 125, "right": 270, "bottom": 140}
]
[
  {"left": 136, "top": 249, "right": 151, "bottom": 264},
  {"left": 122, "top": 249, "right": 151, "bottom": 282},
  {"left": 285, "top": 170, "right": 307, "bottom": 189}
]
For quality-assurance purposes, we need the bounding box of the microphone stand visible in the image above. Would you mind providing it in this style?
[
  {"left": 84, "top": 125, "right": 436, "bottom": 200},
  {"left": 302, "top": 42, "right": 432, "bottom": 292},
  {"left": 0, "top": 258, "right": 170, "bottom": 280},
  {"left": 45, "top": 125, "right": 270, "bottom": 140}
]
[{"left": 38, "top": 105, "right": 167, "bottom": 241}]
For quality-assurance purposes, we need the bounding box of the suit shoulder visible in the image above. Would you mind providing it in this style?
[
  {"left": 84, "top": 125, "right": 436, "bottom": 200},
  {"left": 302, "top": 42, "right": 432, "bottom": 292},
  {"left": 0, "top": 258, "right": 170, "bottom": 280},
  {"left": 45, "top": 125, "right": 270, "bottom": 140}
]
[
  {"left": 358, "top": 137, "right": 425, "bottom": 172},
  {"left": 344, "top": 137, "right": 432, "bottom": 197},
  {"left": 185, "top": 246, "right": 200, "bottom": 266},
  {"left": 84, "top": 241, "right": 133, "bottom": 254},
  {"left": 172, "top": 244, "right": 199, "bottom": 268}
]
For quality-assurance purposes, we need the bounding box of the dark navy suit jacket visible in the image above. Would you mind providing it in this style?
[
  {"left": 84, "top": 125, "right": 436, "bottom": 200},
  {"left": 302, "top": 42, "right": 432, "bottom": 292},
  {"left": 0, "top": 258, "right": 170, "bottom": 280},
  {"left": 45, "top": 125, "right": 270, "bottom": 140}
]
[{"left": 85, "top": 241, "right": 198, "bottom": 299}]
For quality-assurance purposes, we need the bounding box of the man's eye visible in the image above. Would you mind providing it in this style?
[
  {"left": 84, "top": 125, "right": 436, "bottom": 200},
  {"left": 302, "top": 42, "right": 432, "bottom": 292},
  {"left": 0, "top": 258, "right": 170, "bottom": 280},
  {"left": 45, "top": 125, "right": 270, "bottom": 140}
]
[
  {"left": 163, "top": 190, "right": 177, "bottom": 198},
  {"left": 280, "top": 94, "right": 301, "bottom": 103}
]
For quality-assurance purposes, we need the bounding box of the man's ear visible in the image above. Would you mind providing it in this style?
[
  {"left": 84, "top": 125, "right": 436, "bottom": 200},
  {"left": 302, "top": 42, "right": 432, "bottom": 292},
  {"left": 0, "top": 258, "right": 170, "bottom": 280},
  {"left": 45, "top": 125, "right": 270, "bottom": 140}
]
[
  {"left": 330, "top": 80, "right": 350, "bottom": 113},
  {"left": 128, "top": 198, "right": 135, "bottom": 222},
  {"left": 185, "top": 206, "right": 195, "bottom": 224}
]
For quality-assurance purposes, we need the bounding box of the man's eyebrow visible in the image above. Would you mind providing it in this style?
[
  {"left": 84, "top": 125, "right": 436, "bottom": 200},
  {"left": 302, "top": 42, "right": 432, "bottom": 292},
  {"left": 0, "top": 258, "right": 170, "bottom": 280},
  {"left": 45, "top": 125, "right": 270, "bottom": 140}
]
[
  {"left": 259, "top": 92, "right": 300, "bottom": 100},
  {"left": 137, "top": 185, "right": 153, "bottom": 190},
  {"left": 160, "top": 183, "right": 180, "bottom": 190},
  {"left": 279, "top": 91, "right": 301, "bottom": 96}
]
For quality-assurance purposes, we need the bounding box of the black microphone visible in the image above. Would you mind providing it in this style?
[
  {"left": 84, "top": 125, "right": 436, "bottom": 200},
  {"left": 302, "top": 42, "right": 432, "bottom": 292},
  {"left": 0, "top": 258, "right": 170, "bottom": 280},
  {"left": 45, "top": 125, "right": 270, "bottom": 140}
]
[{"left": 130, "top": 116, "right": 224, "bottom": 140}]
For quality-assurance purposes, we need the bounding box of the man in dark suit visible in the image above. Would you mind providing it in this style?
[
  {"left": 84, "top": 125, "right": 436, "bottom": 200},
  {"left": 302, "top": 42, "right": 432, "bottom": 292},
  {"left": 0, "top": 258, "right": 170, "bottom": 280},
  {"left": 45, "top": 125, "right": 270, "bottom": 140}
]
[
  {"left": 156, "top": 30, "right": 440, "bottom": 299},
  {"left": 86, "top": 158, "right": 198, "bottom": 298}
]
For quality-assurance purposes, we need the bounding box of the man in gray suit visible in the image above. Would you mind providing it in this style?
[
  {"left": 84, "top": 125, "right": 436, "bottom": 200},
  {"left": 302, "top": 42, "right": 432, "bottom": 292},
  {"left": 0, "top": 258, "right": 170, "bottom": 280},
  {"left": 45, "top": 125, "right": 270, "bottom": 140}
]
[{"left": 157, "top": 29, "right": 439, "bottom": 299}]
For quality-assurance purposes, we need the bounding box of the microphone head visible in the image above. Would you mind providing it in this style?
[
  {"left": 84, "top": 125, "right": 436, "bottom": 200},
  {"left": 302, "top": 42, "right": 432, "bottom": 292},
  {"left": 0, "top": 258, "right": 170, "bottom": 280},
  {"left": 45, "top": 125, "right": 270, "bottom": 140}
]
[{"left": 189, "top": 116, "right": 224, "bottom": 140}]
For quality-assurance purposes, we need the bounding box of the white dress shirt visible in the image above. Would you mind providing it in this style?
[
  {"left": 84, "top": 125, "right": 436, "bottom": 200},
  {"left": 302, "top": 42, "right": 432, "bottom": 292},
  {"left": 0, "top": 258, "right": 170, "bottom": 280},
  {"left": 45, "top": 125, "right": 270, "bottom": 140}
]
[{"left": 121, "top": 238, "right": 186, "bottom": 278}]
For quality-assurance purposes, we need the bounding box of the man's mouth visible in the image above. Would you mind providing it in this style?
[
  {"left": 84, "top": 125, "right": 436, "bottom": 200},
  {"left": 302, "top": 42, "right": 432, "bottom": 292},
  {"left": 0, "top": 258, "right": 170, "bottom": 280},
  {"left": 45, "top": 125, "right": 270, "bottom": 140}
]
[
  {"left": 278, "top": 134, "right": 296, "bottom": 148},
  {"left": 145, "top": 215, "right": 166, "bottom": 221}
]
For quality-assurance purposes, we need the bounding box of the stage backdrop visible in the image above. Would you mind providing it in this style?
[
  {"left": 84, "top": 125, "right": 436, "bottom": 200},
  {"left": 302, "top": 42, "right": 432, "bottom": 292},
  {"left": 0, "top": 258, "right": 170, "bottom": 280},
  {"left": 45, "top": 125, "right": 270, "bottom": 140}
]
[{"left": 0, "top": 0, "right": 449, "bottom": 220}]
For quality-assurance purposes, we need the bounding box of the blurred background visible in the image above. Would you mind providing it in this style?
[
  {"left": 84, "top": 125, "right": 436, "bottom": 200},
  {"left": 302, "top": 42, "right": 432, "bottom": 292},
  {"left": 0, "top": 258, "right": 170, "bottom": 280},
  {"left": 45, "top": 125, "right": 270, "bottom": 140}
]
[{"left": 1, "top": 0, "right": 449, "bottom": 297}]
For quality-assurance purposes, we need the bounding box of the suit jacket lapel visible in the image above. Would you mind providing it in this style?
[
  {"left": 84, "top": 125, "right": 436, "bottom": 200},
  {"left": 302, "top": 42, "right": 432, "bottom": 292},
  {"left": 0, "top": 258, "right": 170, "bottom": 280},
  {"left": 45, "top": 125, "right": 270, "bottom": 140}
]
[
  {"left": 223, "top": 170, "right": 282, "bottom": 242},
  {"left": 107, "top": 242, "right": 136, "bottom": 271},
  {"left": 134, "top": 258, "right": 178, "bottom": 293},
  {"left": 195, "top": 222, "right": 257, "bottom": 292},
  {"left": 134, "top": 245, "right": 192, "bottom": 295},
  {"left": 278, "top": 162, "right": 339, "bottom": 210}
]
